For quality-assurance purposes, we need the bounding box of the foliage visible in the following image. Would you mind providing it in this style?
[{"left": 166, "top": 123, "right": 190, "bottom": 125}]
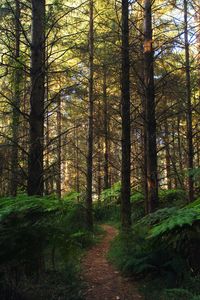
[
  {"left": 131, "top": 192, "right": 145, "bottom": 222},
  {"left": 188, "top": 168, "right": 200, "bottom": 180},
  {"left": 141, "top": 275, "right": 200, "bottom": 300},
  {"left": 108, "top": 224, "right": 187, "bottom": 281},
  {"left": 97, "top": 183, "right": 146, "bottom": 224},
  {"left": 159, "top": 189, "right": 186, "bottom": 207},
  {"left": 141, "top": 207, "right": 178, "bottom": 226},
  {"left": 130, "top": 192, "right": 144, "bottom": 203},
  {"left": 0, "top": 194, "right": 93, "bottom": 300},
  {"left": 62, "top": 191, "right": 81, "bottom": 202},
  {"left": 94, "top": 202, "right": 120, "bottom": 224},
  {"left": 100, "top": 182, "right": 121, "bottom": 202},
  {"left": 0, "top": 268, "right": 84, "bottom": 300},
  {"left": 149, "top": 206, "right": 200, "bottom": 239},
  {"left": 109, "top": 199, "right": 200, "bottom": 299}
]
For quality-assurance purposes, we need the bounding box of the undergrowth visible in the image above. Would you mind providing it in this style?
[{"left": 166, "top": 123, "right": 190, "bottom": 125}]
[
  {"left": 0, "top": 193, "right": 95, "bottom": 300},
  {"left": 108, "top": 189, "right": 200, "bottom": 300}
]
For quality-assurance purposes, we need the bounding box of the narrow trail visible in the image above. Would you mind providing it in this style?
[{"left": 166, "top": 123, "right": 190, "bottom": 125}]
[{"left": 82, "top": 224, "right": 143, "bottom": 300}]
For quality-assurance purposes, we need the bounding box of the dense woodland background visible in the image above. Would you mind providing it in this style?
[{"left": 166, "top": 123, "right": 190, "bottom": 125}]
[{"left": 0, "top": 0, "right": 199, "bottom": 299}]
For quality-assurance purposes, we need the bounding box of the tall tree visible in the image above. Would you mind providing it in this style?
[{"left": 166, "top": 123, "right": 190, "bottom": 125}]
[
  {"left": 143, "top": 0, "right": 158, "bottom": 212},
  {"left": 86, "top": 0, "right": 94, "bottom": 229},
  {"left": 184, "top": 0, "right": 194, "bottom": 202},
  {"left": 27, "top": 0, "right": 45, "bottom": 196},
  {"left": 103, "top": 65, "right": 109, "bottom": 190},
  {"left": 10, "top": 0, "right": 21, "bottom": 196},
  {"left": 121, "top": 0, "right": 132, "bottom": 229},
  {"left": 56, "top": 95, "right": 62, "bottom": 198}
]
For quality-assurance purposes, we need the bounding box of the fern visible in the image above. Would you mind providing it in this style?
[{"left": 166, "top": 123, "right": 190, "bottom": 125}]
[
  {"left": 188, "top": 167, "right": 200, "bottom": 180},
  {"left": 159, "top": 189, "right": 186, "bottom": 204},
  {"left": 149, "top": 206, "right": 200, "bottom": 239},
  {"left": 163, "top": 288, "right": 193, "bottom": 300},
  {"left": 130, "top": 192, "right": 144, "bottom": 203},
  {"left": 100, "top": 181, "right": 121, "bottom": 202},
  {"left": 140, "top": 207, "right": 178, "bottom": 226}
]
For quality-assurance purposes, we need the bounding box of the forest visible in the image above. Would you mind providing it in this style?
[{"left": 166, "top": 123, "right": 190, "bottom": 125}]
[{"left": 0, "top": 0, "right": 199, "bottom": 299}]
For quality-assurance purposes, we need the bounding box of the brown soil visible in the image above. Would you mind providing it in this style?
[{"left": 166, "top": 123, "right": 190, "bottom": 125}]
[{"left": 82, "top": 224, "right": 143, "bottom": 300}]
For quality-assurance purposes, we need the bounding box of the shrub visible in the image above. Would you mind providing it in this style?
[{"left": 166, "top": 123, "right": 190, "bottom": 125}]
[
  {"left": 109, "top": 201, "right": 200, "bottom": 295},
  {"left": 0, "top": 194, "right": 91, "bottom": 299},
  {"left": 109, "top": 197, "right": 200, "bottom": 299},
  {"left": 131, "top": 192, "right": 145, "bottom": 222},
  {"left": 159, "top": 189, "right": 186, "bottom": 207},
  {"left": 100, "top": 182, "right": 121, "bottom": 203},
  {"left": 94, "top": 202, "right": 120, "bottom": 223},
  {"left": 130, "top": 192, "right": 144, "bottom": 203}
]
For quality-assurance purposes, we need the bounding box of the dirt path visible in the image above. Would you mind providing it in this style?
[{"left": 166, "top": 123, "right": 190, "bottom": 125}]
[{"left": 82, "top": 224, "right": 143, "bottom": 300}]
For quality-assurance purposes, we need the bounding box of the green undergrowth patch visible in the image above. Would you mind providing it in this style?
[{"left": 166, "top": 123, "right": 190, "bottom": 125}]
[
  {"left": 93, "top": 201, "right": 120, "bottom": 225},
  {"left": 0, "top": 193, "right": 97, "bottom": 300},
  {"left": 159, "top": 189, "right": 187, "bottom": 207},
  {"left": 140, "top": 275, "right": 200, "bottom": 300},
  {"left": 108, "top": 197, "right": 200, "bottom": 299},
  {"left": 94, "top": 183, "right": 188, "bottom": 228}
]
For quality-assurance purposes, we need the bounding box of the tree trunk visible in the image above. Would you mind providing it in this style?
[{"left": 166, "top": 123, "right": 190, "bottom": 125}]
[
  {"left": 97, "top": 140, "right": 102, "bottom": 201},
  {"left": 121, "top": 0, "right": 132, "bottom": 230},
  {"left": 75, "top": 122, "right": 80, "bottom": 197},
  {"left": 27, "top": 0, "right": 45, "bottom": 196},
  {"left": 86, "top": 0, "right": 94, "bottom": 230},
  {"left": 184, "top": 0, "right": 194, "bottom": 202},
  {"left": 143, "top": 120, "right": 148, "bottom": 213},
  {"left": 56, "top": 95, "right": 62, "bottom": 198},
  {"left": 10, "top": 0, "right": 21, "bottom": 196},
  {"left": 177, "top": 116, "right": 184, "bottom": 182},
  {"left": 164, "top": 121, "right": 172, "bottom": 189},
  {"left": 144, "top": 0, "right": 158, "bottom": 212},
  {"left": 45, "top": 49, "right": 50, "bottom": 195},
  {"left": 103, "top": 66, "right": 109, "bottom": 190}
]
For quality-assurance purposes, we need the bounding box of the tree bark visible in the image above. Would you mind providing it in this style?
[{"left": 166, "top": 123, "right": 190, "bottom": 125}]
[
  {"left": 86, "top": 0, "right": 94, "bottom": 230},
  {"left": 27, "top": 0, "right": 45, "bottom": 196},
  {"left": 184, "top": 0, "right": 194, "bottom": 202},
  {"left": 103, "top": 66, "right": 109, "bottom": 190},
  {"left": 44, "top": 49, "right": 50, "bottom": 195},
  {"left": 97, "top": 140, "right": 102, "bottom": 201},
  {"left": 10, "top": 0, "right": 21, "bottom": 196},
  {"left": 143, "top": 119, "right": 149, "bottom": 213},
  {"left": 75, "top": 122, "right": 80, "bottom": 198},
  {"left": 56, "top": 95, "right": 62, "bottom": 198},
  {"left": 164, "top": 121, "right": 172, "bottom": 189},
  {"left": 144, "top": 0, "right": 158, "bottom": 212},
  {"left": 121, "top": 0, "right": 132, "bottom": 229}
]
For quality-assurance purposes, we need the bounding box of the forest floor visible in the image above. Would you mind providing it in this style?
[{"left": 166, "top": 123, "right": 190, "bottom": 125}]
[{"left": 82, "top": 224, "right": 143, "bottom": 300}]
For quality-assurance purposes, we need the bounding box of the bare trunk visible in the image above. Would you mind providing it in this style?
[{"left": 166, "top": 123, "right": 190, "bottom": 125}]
[
  {"left": 144, "top": 0, "right": 158, "bottom": 212},
  {"left": 86, "top": 0, "right": 94, "bottom": 230},
  {"left": 75, "top": 122, "right": 80, "bottom": 197},
  {"left": 10, "top": 0, "right": 21, "bottom": 196},
  {"left": 184, "top": 0, "right": 194, "bottom": 202},
  {"left": 27, "top": 0, "right": 45, "bottom": 196},
  {"left": 45, "top": 54, "right": 50, "bottom": 195},
  {"left": 164, "top": 121, "right": 172, "bottom": 189},
  {"left": 56, "top": 96, "right": 61, "bottom": 198},
  {"left": 97, "top": 141, "right": 102, "bottom": 201},
  {"left": 143, "top": 121, "right": 148, "bottom": 213},
  {"left": 121, "top": 0, "right": 132, "bottom": 229},
  {"left": 177, "top": 116, "right": 184, "bottom": 178},
  {"left": 103, "top": 66, "right": 109, "bottom": 190}
]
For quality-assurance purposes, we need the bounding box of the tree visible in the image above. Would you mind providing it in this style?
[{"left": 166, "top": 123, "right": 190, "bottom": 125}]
[
  {"left": 27, "top": 0, "right": 45, "bottom": 196},
  {"left": 10, "top": 0, "right": 21, "bottom": 196},
  {"left": 103, "top": 65, "right": 109, "bottom": 190},
  {"left": 184, "top": 0, "right": 194, "bottom": 202},
  {"left": 86, "top": 0, "right": 94, "bottom": 229},
  {"left": 143, "top": 0, "right": 158, "bottom": 212},
  {"left": 121, "top": 0, "right": 132, "bottom": 229}
]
